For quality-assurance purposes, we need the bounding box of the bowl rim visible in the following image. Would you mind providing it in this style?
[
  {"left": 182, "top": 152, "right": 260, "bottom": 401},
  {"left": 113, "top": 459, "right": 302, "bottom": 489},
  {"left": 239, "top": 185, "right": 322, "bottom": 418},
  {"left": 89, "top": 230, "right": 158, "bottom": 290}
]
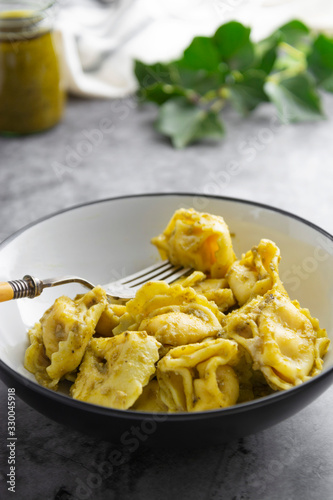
[
  {"left": 1, "top": 192, "right": 333, "bottom": 250},
  {"left": 1, "top": 191, "right": 333, "bottom": 420}
]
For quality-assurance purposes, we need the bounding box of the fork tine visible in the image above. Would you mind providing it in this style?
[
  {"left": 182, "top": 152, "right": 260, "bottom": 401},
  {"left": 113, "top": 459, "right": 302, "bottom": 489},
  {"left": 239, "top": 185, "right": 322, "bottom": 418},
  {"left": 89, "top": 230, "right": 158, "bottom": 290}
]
[
  {"left": 101, "top": 260, "right": 192, "bottom": 299},
  {"left": 163, "top": 266, "right": 191, "bottom": 284},
  {"left": 126, "top": 265, "right": 182, "bottom": 288},
  {"left": 105, "top": 260, "right": 191, "bottom": 291},
  {"left": 120, "top": 262, "right": 178, "bottom": 287},
  {"left": 124, "top": 266, "right": 191, "bottom": 293},
  {"left": 113, "top": 260, "right": 173, "bottom": 286}
]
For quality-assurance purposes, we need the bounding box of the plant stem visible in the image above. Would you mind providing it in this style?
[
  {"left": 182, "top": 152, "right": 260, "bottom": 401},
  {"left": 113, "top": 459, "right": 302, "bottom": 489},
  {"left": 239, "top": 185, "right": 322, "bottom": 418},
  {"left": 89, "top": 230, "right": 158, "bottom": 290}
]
[
  {"left": 280, "top": 41, "right": 305, "bottom": 61},
  {"left": 209, "top": 98, "right": 225, "bottom": 113},
  {"left": 267, "top": 62, "right": 306, "bottom": 83}
]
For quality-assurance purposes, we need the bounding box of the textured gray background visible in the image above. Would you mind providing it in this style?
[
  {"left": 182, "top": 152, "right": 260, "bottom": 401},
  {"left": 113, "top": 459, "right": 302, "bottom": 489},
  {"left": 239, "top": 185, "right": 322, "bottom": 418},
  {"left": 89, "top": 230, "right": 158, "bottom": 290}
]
[{"left": 0, "top": 95, "right": 333, "bottom": 500}]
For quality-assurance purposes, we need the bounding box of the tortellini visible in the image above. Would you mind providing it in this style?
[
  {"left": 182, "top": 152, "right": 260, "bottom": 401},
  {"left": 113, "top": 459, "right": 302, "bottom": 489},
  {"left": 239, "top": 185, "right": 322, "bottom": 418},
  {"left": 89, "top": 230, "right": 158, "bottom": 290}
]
[
  {"left": 225, "top": 286, "right": 329, "bottom": 390},
  {"left": 113, "top": 281, "right": 224, "bottom": 346},
  {"left": 226, "top": 239, "right": 283, "bottom": 306},
  {"left": 151, "top": 208, "right": 236, "bottom": 278},
  {"left": 177, "top": 271, "right": 236, "bottom": 312},
  {"left": 24, "top": 323, "right": 56, "bottom": 389},
  {"left": 71, "top": 331, "right": 160, "bottom": 409},
  {"left": 157, "top": 338, "right": 240, "bottom": 411},
  {"left": 24, "top": 286, "right": 107, "bottom": 388},
  {"left": 24, "top": 207, "right": 330, "bottom": 413}
]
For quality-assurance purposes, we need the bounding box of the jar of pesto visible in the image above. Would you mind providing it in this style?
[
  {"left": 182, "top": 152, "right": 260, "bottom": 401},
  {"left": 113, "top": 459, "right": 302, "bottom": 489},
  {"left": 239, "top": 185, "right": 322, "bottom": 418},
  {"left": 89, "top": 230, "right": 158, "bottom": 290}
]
[{"left": 0, "top": 0, "right": 65, "bottom": 134}]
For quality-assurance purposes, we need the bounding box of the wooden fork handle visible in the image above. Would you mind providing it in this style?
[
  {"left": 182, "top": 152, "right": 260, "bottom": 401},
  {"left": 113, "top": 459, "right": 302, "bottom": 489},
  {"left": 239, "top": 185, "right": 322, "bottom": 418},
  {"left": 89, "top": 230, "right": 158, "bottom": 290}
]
[
  {"left": 0, "top": 282, "right": 14, "bottom": 302},
  {"left": 0, "top": 276, "right": 43, "bottom": 302}
]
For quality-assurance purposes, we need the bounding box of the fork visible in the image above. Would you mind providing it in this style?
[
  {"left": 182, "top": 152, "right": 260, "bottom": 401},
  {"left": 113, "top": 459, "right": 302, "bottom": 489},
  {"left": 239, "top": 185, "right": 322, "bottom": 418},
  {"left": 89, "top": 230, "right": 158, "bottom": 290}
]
[{"left": 0, "top": 260, "right": 190, "bottom": 303}]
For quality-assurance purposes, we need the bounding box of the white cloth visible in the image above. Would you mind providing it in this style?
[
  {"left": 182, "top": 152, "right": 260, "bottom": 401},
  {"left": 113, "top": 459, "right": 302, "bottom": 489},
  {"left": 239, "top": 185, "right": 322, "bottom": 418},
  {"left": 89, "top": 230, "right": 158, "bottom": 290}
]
[{"left": 55, "top": 0, "right": 333, "bottom": 99}]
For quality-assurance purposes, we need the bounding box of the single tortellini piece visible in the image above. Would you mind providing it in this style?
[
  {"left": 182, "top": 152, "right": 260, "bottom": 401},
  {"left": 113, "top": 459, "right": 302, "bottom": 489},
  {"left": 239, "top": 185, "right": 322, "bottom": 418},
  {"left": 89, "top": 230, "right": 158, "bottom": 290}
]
[
  {"left": 226, "top": 239, "right": 284, "bottom": 306},
  {"left": 151, "top": 208, "right": 236, "bottom": 278},
  {"left": 224, "top": 286, "right": 330, "bottom": 390},
  {"left": 71, "top": 331, "right": 161, "bottom": 409},
  {"left": 40, "top": 286, "right": 107, "bottom": 383},
  {"left": 291, "top": 300, "right": 330, "bottom": 377},
  {"left": 24, "top": 323, "right": 56, "bottom": 389},
  {"left": 113, "top": 281, "right": 224, "bottom": 346},
  {"left": 193, "top": 358, "right": 239, "bottom": 411},
  {"left": 157, "top": 338, "right": 240, "bottom": 412}
]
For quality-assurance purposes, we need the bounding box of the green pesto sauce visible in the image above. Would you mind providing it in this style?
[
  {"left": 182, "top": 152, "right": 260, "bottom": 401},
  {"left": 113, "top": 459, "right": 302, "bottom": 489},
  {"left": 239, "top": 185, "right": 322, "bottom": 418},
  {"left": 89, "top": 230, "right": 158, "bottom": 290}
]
[{"left": 0, "top": 10, "right": 65, "bottom": 134}]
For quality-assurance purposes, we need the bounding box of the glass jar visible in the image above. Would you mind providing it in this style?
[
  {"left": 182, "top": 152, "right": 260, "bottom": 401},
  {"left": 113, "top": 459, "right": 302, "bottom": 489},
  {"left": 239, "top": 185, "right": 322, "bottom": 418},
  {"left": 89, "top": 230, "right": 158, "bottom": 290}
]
[{"left": 0, "top": 0, "right": 65, "bottom": 134}]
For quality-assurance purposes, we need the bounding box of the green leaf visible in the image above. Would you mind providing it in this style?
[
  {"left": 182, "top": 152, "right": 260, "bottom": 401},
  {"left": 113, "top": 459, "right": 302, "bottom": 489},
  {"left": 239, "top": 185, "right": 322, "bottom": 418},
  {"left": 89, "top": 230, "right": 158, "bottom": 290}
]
[
  {"left": 171, "top": 61, "right": 227, "bottom": 96},
  {"left": 264, "top": 74, "right": 324, "bottom": 123},
  {"left": 134, "top": 19, "right": 331, "bottom": 149},
  {"left": 227, "top": 69, "right": 268, "bottom": 114},
  {"left": 255, "top": 32, "right": 280, "bottom": 75},
  {"left": 137, "top": 82, "right": 187, "bottom": 105},
  {"left": 213, "top": 21, "right": 255, "bottom": 70},
  {"left": 276, "top": 19, "right": 310, "bottom": 48},
  {"left": 156, "top": 97, "right": 225, "bottom": 148},
  {"left": 134, "top": 60, "right": 175, "bottom": 88},
  {"left": 266, "top": 21, "right": 312, "bottom": 77},
  {"left": 307, "top": 34, "right": 333, "bottom": 92},
  {"left": 182, "top": 36, "right": 220, "bottom": 72}
]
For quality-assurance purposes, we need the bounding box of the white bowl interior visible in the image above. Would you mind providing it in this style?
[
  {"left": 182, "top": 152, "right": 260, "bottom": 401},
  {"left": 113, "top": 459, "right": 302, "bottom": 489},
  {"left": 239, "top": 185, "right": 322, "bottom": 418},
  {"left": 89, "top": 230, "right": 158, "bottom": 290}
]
[{"left": 0, "top": 194, "right": 333, "bottom": 386}]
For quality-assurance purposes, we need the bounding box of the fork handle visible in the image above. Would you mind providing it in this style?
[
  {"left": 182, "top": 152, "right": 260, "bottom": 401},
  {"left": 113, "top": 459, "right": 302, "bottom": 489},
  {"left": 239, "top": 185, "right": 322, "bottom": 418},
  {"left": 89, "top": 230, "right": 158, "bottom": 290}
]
[
  {"left": 0, "top": 282, "right": 14, "bottom": 302},
  {"left": 0, "top": 276, "right": 43, "bottom": 302}
]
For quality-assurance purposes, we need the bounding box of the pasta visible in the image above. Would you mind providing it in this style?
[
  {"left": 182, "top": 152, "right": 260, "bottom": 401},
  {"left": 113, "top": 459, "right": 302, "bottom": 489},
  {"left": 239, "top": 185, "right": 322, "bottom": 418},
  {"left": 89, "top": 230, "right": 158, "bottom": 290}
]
[
  {"left": 24, "top": 286, "right": 107, "bottom": 389},
  {"left": 225, "top": 285, "right": 328, "bottom": 390},
  {"left": 70, "top": 331, "right": 160, "bottom": 409},
  {"left": 157, "top": 338, "right": 240, "bottom": 411},
  {"left": 151, "top": 208, "right": 236, "bottom": 278},
  {"left": 113, "top": 281, "right": 224, "bottom": 345},
  {"left": 226, "top": 239, "right": 283, "bottom": 306},
  {"left": 24, "top": 208, "right": 330, "bottom": 412}
]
